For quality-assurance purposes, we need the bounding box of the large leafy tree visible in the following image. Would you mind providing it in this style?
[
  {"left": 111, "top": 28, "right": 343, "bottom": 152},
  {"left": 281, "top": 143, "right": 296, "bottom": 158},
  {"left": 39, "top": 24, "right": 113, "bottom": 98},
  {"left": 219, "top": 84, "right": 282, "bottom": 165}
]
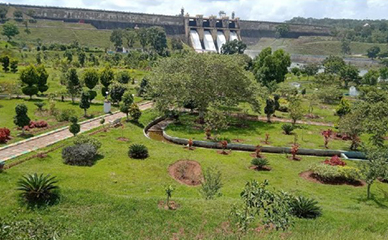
[
  {"left": 66, "top": 69, "right": 82, "bottom": 103},
  {"left": 362, "top": 69, "right": 380, "bottom": 85},
  {"left": 147, "top": 27, "right": 167, "bottom": 55},
  {"left": 82, "top": 68, "right": 99, "bottom": 103},
  {"left": 301, "top": 63, "right": 319, "bottom": 80},
  {"left": 120, "top": 92, "right": 134, "bottom": 120},
  {"left": 149, "top": 53, "right": 261, "bottom": 119},
  {"left": 339, "top": 64, "right": 360, "bottom": 87},
  {"left": 367, "top": 46, "right": 380, "bottom": 59},
  {"left": 252, "top": 47, "right": 291, "bottom": 87},
  {"left": 123, "top": 29, "right": 137, "bottom": 48},
  {"left": 109, "top": 83, "right": 127, "bottom": 104},
  {"left": 338, "top": 111, "right": 363, "bottom": 150},
  {"left": 79, "top": 91, "right": 90, "bottom": 117},
  {"left": 2, "top": 22, "right": 19, "bottom": 41},
  {"left": 288, "top": 96, "right": 304, "bottom": 125},
  {"left": 110, "top": 29, "right": 123, "bottom": 49},
  {"left": 322, "top": 56, "right": 345, "bottom": 74}
]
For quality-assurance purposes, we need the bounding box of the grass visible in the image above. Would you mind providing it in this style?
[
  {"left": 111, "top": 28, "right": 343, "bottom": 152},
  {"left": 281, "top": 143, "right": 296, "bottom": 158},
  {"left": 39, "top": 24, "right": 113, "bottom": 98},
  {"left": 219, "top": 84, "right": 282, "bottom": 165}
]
[
  {"left": 0, "top": 98, "right": 116, "bottom": 144},
  {"left": 248, "top": 36, "right": 388, "bottom": 56},
  {"left": 166, "top": 113, "right": 360, "bottom": 151},
  {"left": 1, "top": 109, "right": 388, "bottom": 239}
]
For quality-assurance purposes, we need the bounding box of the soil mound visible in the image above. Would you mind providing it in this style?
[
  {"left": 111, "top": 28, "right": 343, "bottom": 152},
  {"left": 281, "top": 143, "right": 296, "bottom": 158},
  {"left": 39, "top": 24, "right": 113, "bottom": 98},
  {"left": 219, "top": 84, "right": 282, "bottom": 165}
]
[{"left": 168, "top": 160, "right": 202, "bottom": 186}]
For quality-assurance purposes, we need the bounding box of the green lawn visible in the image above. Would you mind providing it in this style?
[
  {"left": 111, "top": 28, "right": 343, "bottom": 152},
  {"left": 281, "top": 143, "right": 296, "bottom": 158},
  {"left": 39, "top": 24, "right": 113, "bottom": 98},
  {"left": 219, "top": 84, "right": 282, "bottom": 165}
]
[
  {"left": 166, "top": 113, "right": 361, "bottom": 151},
  {"left": 0, "top": 98, "right": 116, "bottom": 144},
  {"left": 1, "top": 110, "right": 388, "bottom": 239}
]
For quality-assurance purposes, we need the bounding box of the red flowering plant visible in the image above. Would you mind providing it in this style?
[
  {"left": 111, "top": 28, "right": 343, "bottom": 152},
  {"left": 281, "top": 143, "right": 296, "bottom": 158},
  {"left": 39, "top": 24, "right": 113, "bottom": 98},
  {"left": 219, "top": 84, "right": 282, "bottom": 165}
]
[
  {"left": 187, "top": 138, "right": 194, "bottom": 150},
  {"left": 0, "top": 128, "right": 11, "bottom": 143},
  {"left": 220, "top": 140, "right": 228, "bottom": 154},
  {"left": 265, "top": 133, "right": 270, "bottom": 144},
  {"left": 205, "top": 128, "right": 211, "bottom": 140},
  {"left": 254, "top": 144, "right": 263, "bottom": 158},
  {"left": 323, "top": 155, "right": 346, "bottom": 166}
]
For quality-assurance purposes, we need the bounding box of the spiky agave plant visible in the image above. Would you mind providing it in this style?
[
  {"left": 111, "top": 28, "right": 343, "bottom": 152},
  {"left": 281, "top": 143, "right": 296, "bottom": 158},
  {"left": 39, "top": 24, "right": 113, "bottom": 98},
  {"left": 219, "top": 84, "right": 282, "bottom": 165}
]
[
  {"left": 17, "top": 173, "right": 59, "bottom": 204},
  {"left": 289, "top": 196, "right": 322, "bottom": 219}
]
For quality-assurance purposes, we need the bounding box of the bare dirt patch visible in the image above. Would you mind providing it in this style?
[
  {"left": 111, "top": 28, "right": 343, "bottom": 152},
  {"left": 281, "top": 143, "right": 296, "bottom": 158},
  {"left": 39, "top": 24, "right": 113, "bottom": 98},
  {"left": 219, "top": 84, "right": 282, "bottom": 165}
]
[
  {"left": 158, "top": 200, "right": 180, "bottom": 210},
  {"left": 168, "top": 160, "right": 203, "bottom": 186},
  {"left": 250, "top": 166, "right": 272, "bottom": 171},
  {"left": 299, "top": 171, "right": 365, "bottom": 187},
  {"left": 116, "top": 137, "right": 129, "bottom": 142}
]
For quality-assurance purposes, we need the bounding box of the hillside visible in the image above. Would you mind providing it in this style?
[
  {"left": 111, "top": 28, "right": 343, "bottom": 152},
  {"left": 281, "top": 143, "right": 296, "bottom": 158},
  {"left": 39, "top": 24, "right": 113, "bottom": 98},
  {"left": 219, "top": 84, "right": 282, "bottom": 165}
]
[
  {"left": 247, "top": 36, "right": 388, "bottom": 57},
  {"left": 0, "top": 19, "right": 113, "bottom": 49}
]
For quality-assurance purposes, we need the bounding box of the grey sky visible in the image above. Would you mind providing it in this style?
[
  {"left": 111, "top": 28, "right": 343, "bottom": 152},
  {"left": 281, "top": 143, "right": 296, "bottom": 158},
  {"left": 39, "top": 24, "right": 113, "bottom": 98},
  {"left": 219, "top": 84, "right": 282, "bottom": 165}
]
[{"left": 6, "top": 0, "right": 388, "bottom": 22}]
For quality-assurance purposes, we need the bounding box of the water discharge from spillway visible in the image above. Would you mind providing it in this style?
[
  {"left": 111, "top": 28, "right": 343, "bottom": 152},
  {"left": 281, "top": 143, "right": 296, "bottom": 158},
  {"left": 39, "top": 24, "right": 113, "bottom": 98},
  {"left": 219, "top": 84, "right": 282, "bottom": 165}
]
[
  {"left": 190, "top": 29, "right": 203, "bottom": 51},
  {"left": 216, "top": 31, "right": 226, "bottom": 53},
  {"left": 230, "top": 31, "right": 239, "bottom": 41},
  {"left": 203, "top": 31, "right": 217, "bottom": 52}
]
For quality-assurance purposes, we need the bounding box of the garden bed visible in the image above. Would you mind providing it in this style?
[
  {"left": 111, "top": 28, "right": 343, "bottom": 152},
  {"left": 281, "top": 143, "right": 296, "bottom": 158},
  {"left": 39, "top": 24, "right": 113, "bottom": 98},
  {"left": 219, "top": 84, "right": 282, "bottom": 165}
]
[
  {"left": 299, "top": 171, "right": 365, "bottom": 187},
  {"left": 168, "top": 160, "right": 203, "bottom": 186}
]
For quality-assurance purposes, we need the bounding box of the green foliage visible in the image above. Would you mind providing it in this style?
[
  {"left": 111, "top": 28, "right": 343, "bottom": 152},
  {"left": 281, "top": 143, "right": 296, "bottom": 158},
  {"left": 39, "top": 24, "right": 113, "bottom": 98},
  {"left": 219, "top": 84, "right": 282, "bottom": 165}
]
[
  {"left": 336, "top": 98, "right": 351, "bottom": 117},
  {"left": 205, "top": 103, "right": 229, "bottom": 132},
  {"left": 316, "top": 86, "right": 343, "bottom": 104},
  {"left": 149, "top": 53, "right": 261, "bottom": 115},
  {"left": 83, "top": 68, "right": 99, "bottom": 90},
  {"left": 230, "top": 180, "right": 292, "bottom": 232},
  {"left": 79, "top": 91, "right": 90, "bottom": 116},
  {"left": 55, "top": 109, "right": 75, "bottom": 122},
  {"left": 138, "top": 78, "right": 149, "bottom": 97},
  {"left": 367, "top": 46, "right": 380, "bottom": 59},
  {"left": 0, "top": 55, "right": 10, "bottom": 72},
  {"left": 264, "top": 98, "right": 275, "bottom": 122},
  {"left": 275, "top": 24, "right": 290, "bottom": 37},
  {"left": 251, "top": 158, "right": 269, "bottom": 168},
  {"left": 62, "top": 144, "right": 98, "bottom": 166},
  {"left": 282, "top": 123, "right": 294, "bottom": 135},
  {"left": 36, "top": 65, "right": 49, "bottom": 94},
  {"left": 171, "top": 37, "right": 183, "bottom": 50},
  {"left": 100, "top": 67, "right": 114, "bottom": 96},
  {"left": 322, "top": 56, "right": 345, "bottom": 74},
  {"left": 310, "top": 163, "right": 361, "bottom": 182},
  {"left": 120, "top": 92, "right": 134, "bottom": 120},
  {"left": 20, "top": 65, "right": 39, "bottom": 98},
  {"left": 109, "top": 83, "right": 127, "bottom": 104},
  {"left": 253, "top": 47, "right": 291, "bottom": 87},
  {"left": 339, "top": 64, "right": 360, "bottom": 87},
  {"left": 341, "top": 38, "right": 351, "bottom": 55},
  {"left": 2, "top": 22, "right": 19, "bottom": 40},
  {"left": 117, "top": 71, "right": 131, "bottom": 84},
  {"left": 362, "top": 69, "right": 380, "bottom": 85},
  {"left": 359, "top": 148, "right": 388, "bottom": 199},
  {"left": 289, "top": 196, "right": 322, "bottom": 219},
  {"left": 199, "top": 167, "right": 223, "bottom": 200},
  {"left": 66, "top": 68, "right": 81, "bottom": 103},
  {"left": 288, "top": 96, "right": 304, "bottom": 125},
  {"left": 128, "top": 144, "right": 149, "bottom": 159},
  {"left": 0, "top": 217, "right": 61, "bottom": 239},
  {"left": 14, "top": 104, "right": 30, "bottom": 130},
  {"left": 301, "top": 63, "right": 319, "bottom": 79},
  {"left": 221, "top": 40, "right": 247, "bottom": 55},
  {"left": 69, "top": 116, "right": 80, "bottom": 136},
  {"left": 147, "top": 27, "right": 168, "bottom": 55},
  {"left": 165, "top": 185, "right": 175, "bottom": 209},
  {"left": 17, "top": 173, "right": 59, "bottom": 205},
  {"left": 34, "top": 102, "right": 46, "bottom": 111},
  {"left": 338, "top": 112, "right": 363, "bottom": 150},
  {"left": 74, "top": 135, "right": 102, "bottom": 150},
  {"left": 110, "top": 29, "right": 123, "bottom": 48},
  {"left": 129, "top": 103, "right": 142, "bottom": 122},
  {"left": 78, "top": 51, "right": 86, "bottom": 67},
  {"left": 63, "top": 49, "right": 73, "bottom": 62}
]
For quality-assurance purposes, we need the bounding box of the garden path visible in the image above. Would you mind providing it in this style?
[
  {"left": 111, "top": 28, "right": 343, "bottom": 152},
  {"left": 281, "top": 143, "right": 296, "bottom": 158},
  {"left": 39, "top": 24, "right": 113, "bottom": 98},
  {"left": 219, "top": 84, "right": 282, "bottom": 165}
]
[{"left": 0, "top": 102, "right": 153, "bottom": 162}]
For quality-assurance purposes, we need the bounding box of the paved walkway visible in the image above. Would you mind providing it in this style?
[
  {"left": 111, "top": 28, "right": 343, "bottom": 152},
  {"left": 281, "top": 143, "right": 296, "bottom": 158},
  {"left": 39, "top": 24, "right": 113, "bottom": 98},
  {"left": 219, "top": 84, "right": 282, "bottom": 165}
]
[{"left": 0, "top": 102, "right": 153, "bottom": 162}]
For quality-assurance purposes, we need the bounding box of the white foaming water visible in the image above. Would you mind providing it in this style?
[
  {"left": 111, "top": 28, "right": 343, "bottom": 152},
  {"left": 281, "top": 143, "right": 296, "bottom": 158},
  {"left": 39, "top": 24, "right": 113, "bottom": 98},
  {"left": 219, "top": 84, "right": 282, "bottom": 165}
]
[
  {"left": 190, "top": 29, "right": 203, "bottom": 51},
  {"left": 230, "top": 31, "right": 239, "bottom": 41},
  {"left": 216, "top": 31, "right": 226, "bottom": 53},
  {"left": 203, "top": 31, "right": 217, "bottom": 52}
]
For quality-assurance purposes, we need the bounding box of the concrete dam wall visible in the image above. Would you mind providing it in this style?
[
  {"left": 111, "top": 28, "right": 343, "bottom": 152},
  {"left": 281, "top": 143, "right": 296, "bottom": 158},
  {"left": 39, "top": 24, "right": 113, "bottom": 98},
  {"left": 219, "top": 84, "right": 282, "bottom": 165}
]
[{"left": 4, "top": 3, "right": 332, "bottom": 44}]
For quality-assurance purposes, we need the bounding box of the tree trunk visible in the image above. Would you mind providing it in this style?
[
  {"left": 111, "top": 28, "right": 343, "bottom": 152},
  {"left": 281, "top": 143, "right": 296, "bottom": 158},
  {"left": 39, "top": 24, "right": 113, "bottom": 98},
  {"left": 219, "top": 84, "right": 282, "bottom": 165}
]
[
  {"left": 266, "top": 114, "right": 271, "bottom": 123},
  {"left": 84, "top": 109, "right": 87, "bottom": 117}
]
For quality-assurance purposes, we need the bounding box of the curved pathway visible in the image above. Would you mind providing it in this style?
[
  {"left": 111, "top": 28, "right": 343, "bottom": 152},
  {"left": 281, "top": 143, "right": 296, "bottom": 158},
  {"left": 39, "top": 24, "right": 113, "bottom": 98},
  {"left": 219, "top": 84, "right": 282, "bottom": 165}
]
[{"left": 0, "top": 102, "right": 153, "bottom": 162}]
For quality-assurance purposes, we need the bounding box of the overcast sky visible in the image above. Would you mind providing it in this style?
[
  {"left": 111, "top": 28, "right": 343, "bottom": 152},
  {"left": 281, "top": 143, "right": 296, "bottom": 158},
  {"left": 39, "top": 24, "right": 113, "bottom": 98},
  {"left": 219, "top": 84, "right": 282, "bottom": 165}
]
[{"left": 7, "top": 0, "right": 388, "bottom": 22}]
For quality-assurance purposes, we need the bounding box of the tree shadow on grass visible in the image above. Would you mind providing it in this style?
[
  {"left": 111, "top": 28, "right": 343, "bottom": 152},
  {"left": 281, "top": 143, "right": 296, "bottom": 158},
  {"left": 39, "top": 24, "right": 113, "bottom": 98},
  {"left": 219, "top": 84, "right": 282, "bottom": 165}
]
[
  {"left": 356, "top": 194, "right": 388, "bottom": 209},
  {"left": 18, "top": 133, "right": 34, "bottom": 139},
  {"left": 18, "top": 190, "right": 61, "bottom": 210},
  {"left": 128, "top": 120, "right": 144, "bottom": 128}
]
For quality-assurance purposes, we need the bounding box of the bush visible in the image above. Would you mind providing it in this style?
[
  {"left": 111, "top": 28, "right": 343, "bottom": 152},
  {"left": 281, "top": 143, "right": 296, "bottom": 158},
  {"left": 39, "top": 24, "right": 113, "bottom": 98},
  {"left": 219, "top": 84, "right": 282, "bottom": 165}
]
[
  {"left": 323, "top": 155, "right": 346, "bottom": 166},
  {"left": 73, "top": 135, "right": 102, "bottom": 150},
  {"left": 310, "top": 163, "right": 360, "bottom": 182},
  {"left": 200, "top": 167, "right": 222, "bottom": 200},
  {"left": 278, "top": 106, "right": 288, "bottom": 112},
  {"left": 62, "top": 144, "right": 97, "bottom": 166},
  {"left": 56, "top": 109, "right": 76, "bottom": 122},
  {"left": 128, "top": 144, "right": 149, "bottom": 159},
  {"left": 16, "top": 173, "right": 59, "bottom": 205},
  {"left": 289, "top": 196, "right": 322, "bottom": 219},
  {"left": 0, "top": 127, "right": 11, "bottom": 143},
  {"left": 251, "top": 158, "right": 269, "bottom": 168},
  {"left": 282, "top": 124, "right": 294, "bottom": 135},
  {"left": 29, "top": 120, "right": 48, "bottom": 129}
]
